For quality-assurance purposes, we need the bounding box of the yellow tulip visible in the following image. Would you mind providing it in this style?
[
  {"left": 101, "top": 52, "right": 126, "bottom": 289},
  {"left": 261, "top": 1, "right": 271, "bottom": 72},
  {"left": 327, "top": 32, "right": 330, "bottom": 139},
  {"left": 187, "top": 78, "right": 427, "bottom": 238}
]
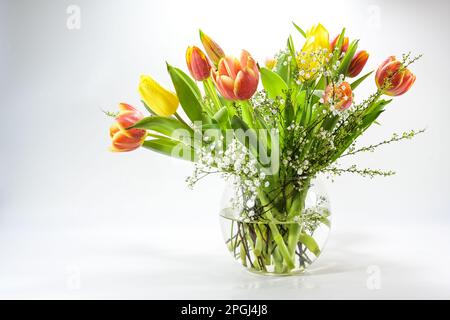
[
  {"left": 302, "top": 23, "right": 330, "bottom": 52},
  {"left": 297, "top": 23, "right": 330, "bottom": 82},
  {"left": 138, "top": 75, "right": 179, "bottom": 117}
]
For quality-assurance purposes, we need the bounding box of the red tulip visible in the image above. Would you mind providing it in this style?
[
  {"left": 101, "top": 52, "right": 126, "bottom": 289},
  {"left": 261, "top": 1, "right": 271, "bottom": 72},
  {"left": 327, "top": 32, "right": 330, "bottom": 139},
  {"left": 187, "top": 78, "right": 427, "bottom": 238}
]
[
  {"left": 347, "top": 50, "right": 369, "bottom": 78},
  {"left": 186, "top": 46, "right": 211, "bottom": 81},
  {"left": 323, "top": 81, "right": 353, "bottom": 111},
  {"left": 375, "top": 56, "right": 416, "bottom": 96},
  {"left": 109, "top": 103, "right": 146, "bottom": 152},
  {"left": 211, "top": 50, "right": 259, "bottom": 100},
  {"left": 330, "top": 34, "right": 349, "bottom": 53}
]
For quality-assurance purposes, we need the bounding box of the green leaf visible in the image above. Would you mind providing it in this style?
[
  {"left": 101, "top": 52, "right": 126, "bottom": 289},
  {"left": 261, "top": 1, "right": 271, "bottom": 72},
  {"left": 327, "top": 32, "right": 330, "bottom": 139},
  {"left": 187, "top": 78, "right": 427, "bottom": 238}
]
[
  {"left": 274, "top": 52, "right": 289, "bottom": 83},
  {"left": 298, "top": 233, "right": 321, "bottom": 256},
  {"left": 336, "top": 40, "right": 358, "bottom": 76},
  {"left": 142, "top": 138, "right": 194, "bottom": 161},
  {"left": 167, "top": 64, "right": 203, "bottom": 122},
  {"left": 284, "top": 92, "right": 295, "bottom": 126},
  {"left": 331, "top": 28, "right": 346, "bottom": 63},
  {"left": 331, "top": 99, "right": 392, "bottom": 162},
  {"left": 201, "top": 123, "right": 221, "bottom": 131},
  {"left": 132, "top": 116, "right": 193, "bottom": 137},
  {"left": 295, "top": 90, "right": 307, "bottom": 107},
  {"left": 361, "top": 100, "right": 389, "bottom": 130},
  {"left": 212, "top": 106, "right": 229, "bottom": 125},
  {"left": 350, "top": 71, "right": 374, "bottom": 90},
  {"left": 322, "top": 114, "right": 339, "bottom": 131},
  {"left": 363, "top": 99, "right": 391, "bottom": 123},
  {"left": 287, "top": 35, "right": 296, "bottom": 59},
  {"left": 336, "top": 28, "right": 346, "bottom": 50},
  {"left": 292, "top": 22, "right": 306, "bottom": 37},
  {"left": 260, "top": 67, "right": 288, "bottom": 99}
]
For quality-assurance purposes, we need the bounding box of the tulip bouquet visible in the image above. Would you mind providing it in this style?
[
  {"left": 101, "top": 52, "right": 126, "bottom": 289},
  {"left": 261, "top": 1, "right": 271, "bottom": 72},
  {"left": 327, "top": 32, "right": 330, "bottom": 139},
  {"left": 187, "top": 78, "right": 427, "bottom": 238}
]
[{"left": 106, "top": 23, "right": 422, "bottom": 275}]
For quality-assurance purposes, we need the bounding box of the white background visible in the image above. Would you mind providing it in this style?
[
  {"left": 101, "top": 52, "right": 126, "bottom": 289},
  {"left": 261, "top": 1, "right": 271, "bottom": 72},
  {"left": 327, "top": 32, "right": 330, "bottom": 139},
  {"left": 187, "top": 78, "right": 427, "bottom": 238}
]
[{"left": 1, "top": 0, "right": 450, "bottom": 299}]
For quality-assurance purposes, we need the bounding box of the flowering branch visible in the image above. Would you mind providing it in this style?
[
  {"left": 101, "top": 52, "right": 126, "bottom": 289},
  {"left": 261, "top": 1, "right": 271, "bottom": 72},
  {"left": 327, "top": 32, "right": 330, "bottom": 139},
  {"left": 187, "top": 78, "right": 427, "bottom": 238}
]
[
  {"left": 323, "top": 165, "right": 396, "bottom": 178},
  {"left": 341, "top": 129, "right": 425, "bottom": 158}
]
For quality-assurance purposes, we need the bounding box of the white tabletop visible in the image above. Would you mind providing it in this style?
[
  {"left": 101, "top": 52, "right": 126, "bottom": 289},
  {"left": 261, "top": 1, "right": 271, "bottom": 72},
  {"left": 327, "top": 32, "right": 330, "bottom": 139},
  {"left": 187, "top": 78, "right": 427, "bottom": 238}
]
[{"left": 1, "top": 214, "right": 449, "bottom": 299}]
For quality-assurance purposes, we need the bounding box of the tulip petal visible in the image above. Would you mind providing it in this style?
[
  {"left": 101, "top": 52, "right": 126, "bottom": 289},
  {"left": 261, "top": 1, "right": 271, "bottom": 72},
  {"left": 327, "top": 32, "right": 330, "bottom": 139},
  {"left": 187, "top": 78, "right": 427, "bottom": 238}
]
[
  {"left": 221, "top": 56, "right": 240, "bottom": 79},
  {"left": 217, "top": 75, "right": 237, "bottom": 100},
  {"left": 234, "top": 68, "right": 259, "bottom": 100}
]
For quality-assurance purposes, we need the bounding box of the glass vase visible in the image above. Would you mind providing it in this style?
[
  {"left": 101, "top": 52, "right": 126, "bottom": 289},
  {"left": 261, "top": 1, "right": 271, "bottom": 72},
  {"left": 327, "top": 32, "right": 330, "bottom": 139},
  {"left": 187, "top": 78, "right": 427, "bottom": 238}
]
[{"left": 219, "top": 178, "right": 331, "bottom": 275}]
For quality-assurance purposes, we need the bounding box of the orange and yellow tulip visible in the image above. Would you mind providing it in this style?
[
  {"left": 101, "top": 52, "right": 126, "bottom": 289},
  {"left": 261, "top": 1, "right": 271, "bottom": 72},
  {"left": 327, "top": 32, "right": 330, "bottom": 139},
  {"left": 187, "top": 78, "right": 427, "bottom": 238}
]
[
  {"left": 211, "top": 50, "right": 259, "bottom": 100},
  {"left": 323, "top": 81, "right": 353, "bottom": 111},
  {"left": 375, "top": 56, "right": 416, "bottom": 96},
  {"left": 347, "top": 50, "right": 369, "bottom": 78},
  {"left": 109, "top": 103, "right": 146, "bottom": 152},
  {"left": 186, "top": 46, "right": 211, "bottom": 81},
  {"left": 199, "top": 30, "right": 225, "bottom": 65}
]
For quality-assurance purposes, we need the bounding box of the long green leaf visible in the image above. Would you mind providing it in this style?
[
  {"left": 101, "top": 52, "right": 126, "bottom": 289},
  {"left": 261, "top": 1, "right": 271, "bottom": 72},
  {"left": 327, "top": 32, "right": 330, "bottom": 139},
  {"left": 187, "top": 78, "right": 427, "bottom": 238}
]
[
  {"left": 336, "top": 40, "right": 358, "bottom": 76},
  {"left": 287, "top": 35, "right": 296, "bottom": 59},
  {"left": 350, "top": 71, "right": 374, "bottom": 90},
  {"left": 292, "top": 22, "right": 306, "bottom": 37},
  {"left": 260, "top": 67, "right": 288, "bottom": 99},
  {"left": 167, "top": 64, "right": 203, "bottom": 122},
  {"left": 331, "top": 28, "right": 346, "bottom": 64},
  {"left": 142, "top": 138, "right": 194, "bottom": 161},
  {"left": 331, "top": 99, "right": 392, "bottom": 162},
  {"left": 132, "top": 116, "right": 193, "bottom": 137},
  {"left": 299, "top": 233, "right": 321, "bottom": 256}
]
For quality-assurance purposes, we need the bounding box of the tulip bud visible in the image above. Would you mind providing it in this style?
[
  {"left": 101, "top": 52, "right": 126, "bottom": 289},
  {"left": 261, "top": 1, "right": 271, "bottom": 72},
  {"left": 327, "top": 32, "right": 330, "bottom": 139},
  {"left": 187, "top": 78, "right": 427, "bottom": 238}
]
[
  {"left": 138, "top": 75, "right": 179, "bottom": 117},
  {"left": 199, "top": 29, "right": 225, "bottom": 65},
  {"left": 375, "top": 56, "right": 416, "bottom": 96},
  {"left": 347, "top": 50, "right": 369, "bottom": 78},
  {"left": 211, "top": 50, "right": 259, "bottom": 101},
  {"left": 109, "top": 103, "right": 146, "bottom": 152},
  {"left": 186, "top": 46, "right": 211, "bottom": 81},
  {"left": 323, "top": 81, "right": 353, "bottom": 111},
  {"left": 265, "top": 58, "right": 277, "bottom": 70},
  {"left": 330, "top": 34, "right": 349, "bottom": 53}
]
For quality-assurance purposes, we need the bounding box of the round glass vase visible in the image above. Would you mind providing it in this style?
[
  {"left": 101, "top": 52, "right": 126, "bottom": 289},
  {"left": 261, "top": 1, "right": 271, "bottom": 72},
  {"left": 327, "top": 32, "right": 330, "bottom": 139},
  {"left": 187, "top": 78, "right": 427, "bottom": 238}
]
[{"left": 219, "top": 178, "right": 331, "bottom": 276}]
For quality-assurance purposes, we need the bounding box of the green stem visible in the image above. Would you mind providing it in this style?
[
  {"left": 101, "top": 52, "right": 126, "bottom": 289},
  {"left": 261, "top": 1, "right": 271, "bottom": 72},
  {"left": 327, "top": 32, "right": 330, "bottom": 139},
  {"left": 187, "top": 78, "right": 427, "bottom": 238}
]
[
  {"left": 258, "top": 191, "right": 295, "bottom": 270},
  {"left": 174, "top": 112, "right": 190, "bottom": 127},
  {"left": 239, "top": 242, "right": 247, "bottom": 267},
  {"left": 204, "top": 78, "right": 221, "bottom": 113},
  {"left": 287, "top": 178, "right": 311, "bottom": 260},
  {"left": 287, "top": 178, "right": 311, "bottom": 219},
  {"left": 253, "top": 225, "right": 264, "bottom": 257},
  {"left": 239, "top": 100, "right": 255, "bottom": 128},
  {"left": 273, "top": 247, "right": 284, "bottom": 273}
]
